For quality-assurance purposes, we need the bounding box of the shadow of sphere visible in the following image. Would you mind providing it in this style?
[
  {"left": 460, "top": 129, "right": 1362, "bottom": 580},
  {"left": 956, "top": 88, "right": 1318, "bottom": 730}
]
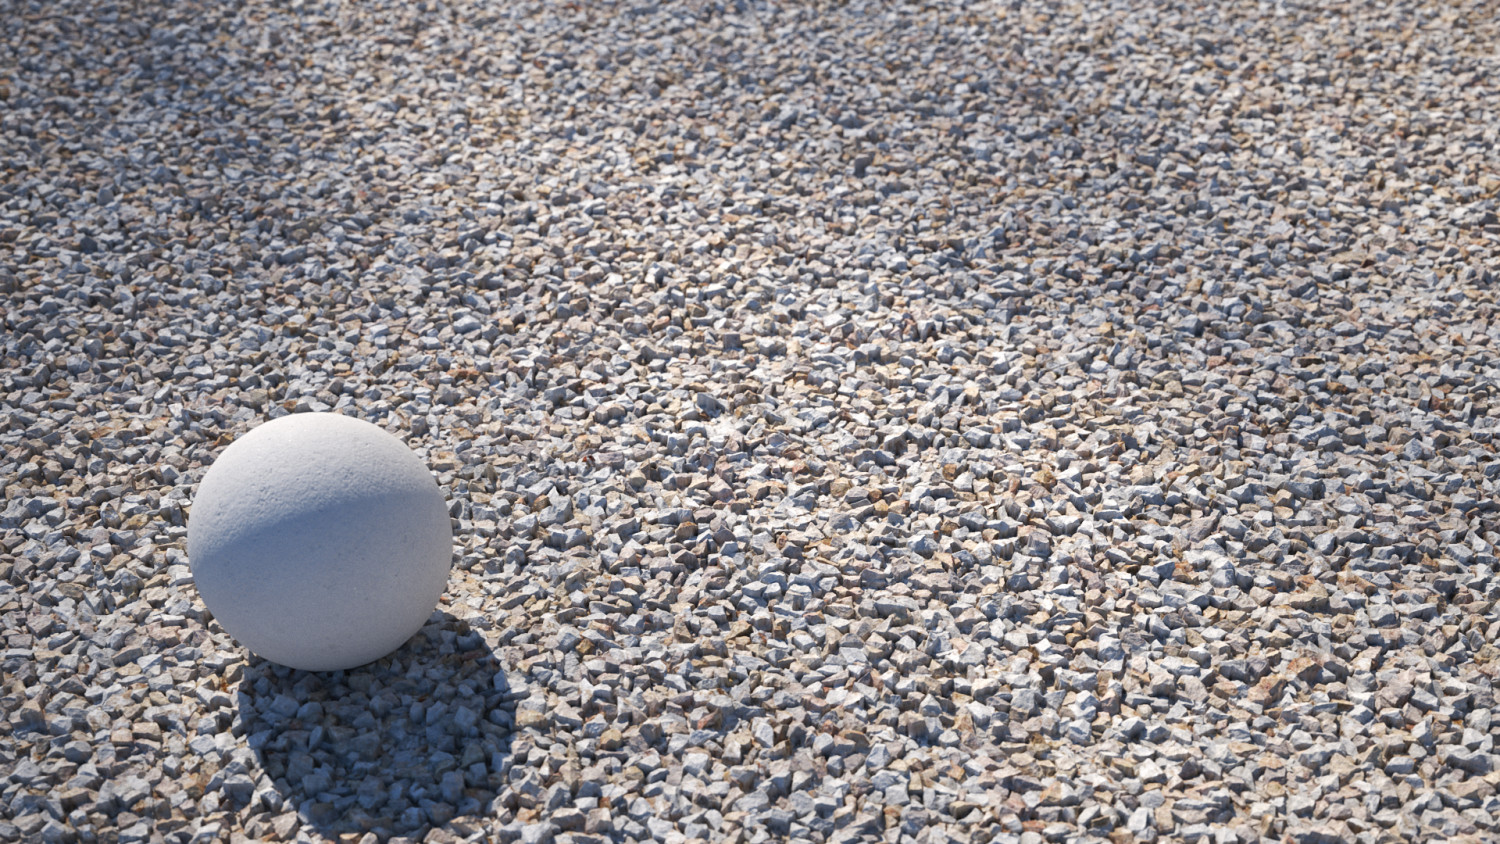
[{"left": 233, "top": 611, "right": 517, "bottom": 840}]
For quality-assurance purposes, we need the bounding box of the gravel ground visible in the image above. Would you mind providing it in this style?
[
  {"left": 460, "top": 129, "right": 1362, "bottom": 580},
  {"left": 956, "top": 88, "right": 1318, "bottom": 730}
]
[{"left": 5, "top": 0, "right": 1500, "bottom": 842}]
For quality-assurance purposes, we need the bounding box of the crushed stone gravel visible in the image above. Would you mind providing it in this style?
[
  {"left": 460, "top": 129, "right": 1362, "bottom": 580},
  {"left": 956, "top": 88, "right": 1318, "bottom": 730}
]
[{"left": 4, "top": 1, "right": 1500, "bottom": 843}]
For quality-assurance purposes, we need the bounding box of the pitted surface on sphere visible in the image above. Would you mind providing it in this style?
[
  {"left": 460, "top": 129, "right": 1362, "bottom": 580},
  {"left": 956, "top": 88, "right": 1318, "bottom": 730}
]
[{"left": 188, "top": 413, "right": 452, "bottom": 672}]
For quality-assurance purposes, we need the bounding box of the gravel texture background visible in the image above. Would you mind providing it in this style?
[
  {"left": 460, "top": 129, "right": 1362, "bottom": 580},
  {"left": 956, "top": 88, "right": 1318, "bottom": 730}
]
[{"left": 4, "top": 0, "right": 1500, "bottom": 843}]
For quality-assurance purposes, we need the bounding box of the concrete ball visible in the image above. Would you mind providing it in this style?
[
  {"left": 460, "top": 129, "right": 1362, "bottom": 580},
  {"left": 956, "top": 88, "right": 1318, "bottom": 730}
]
[{"left": 188, "top": 413, "right": 452, "bottom": 671}]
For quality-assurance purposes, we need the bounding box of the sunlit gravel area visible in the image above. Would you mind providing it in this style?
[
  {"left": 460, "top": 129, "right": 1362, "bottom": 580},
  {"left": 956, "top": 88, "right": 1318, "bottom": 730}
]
[{"left": 5, "top": 1, "right": 1500, "bottom": 842}]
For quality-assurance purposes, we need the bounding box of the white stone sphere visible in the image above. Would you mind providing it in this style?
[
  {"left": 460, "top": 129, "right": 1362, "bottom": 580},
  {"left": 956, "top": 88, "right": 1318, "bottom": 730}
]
[{"left": 188, "top": 413, "right": 452, "bottom": 672}]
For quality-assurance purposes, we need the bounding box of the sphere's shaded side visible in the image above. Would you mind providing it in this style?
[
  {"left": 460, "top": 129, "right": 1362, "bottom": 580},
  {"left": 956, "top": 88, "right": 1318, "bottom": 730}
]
[
  {"left": 187, "top": 414, "right": 453, "bottom": 672},
  {"left": 191, "top": 487, "right": 452, "bottom": 671}
]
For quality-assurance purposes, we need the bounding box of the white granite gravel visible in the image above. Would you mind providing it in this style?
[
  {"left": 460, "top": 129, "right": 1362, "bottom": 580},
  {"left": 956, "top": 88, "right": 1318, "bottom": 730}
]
[{"left": 4, "top": 1, "right": 1500, "bottom": 843}]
